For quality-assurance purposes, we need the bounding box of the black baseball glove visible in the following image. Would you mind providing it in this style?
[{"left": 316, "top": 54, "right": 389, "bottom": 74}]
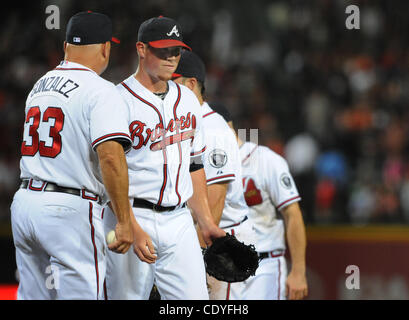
[{"left": 203, "top": 233, "right": 259, "bottom": 283}]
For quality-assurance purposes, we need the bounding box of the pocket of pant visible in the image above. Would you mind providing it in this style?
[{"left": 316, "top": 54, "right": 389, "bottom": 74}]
[
  {"left": 43, "top": 204, "right": 79, "bottom": 215},
  {"left": 35, "top": 205, "right": 82, "bottom": 254}
]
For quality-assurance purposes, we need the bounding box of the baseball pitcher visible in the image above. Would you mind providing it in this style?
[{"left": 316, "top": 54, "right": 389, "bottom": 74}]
[{"left": 103, "top": 16, "right": 225, "bottom": 300}]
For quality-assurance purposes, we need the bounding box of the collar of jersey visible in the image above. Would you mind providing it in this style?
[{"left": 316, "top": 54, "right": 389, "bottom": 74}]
[
  {"left": 201, "top": 101, "right": 212, "bottom": 114},
  {"left": 129, "top": 75, "right": 175, "bottom": 104},
  {"left": 240, "top": 141, "right": 254, "bottom": 154},
  {"left": 57, "top": 60, "right": 96, "bottom": 74}
]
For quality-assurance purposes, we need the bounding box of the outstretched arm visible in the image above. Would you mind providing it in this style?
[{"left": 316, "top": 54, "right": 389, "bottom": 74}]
[
  {"left": 281, "top": 202, "right": 308, "bottom": 300},
  {"left": 129, "top": 207, "right": 157, "bottom": 263},
  {"left": 97, "top": 140, "right": 133, "bottom": 254}
]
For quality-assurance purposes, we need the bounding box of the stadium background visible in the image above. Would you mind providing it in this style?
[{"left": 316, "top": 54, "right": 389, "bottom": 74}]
[{"left": 1, "top": 0, "right": 409, "bottom": 299}]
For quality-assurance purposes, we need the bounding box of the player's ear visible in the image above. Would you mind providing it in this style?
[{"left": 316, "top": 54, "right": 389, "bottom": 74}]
[
  {"left": 136, "top": 42, "right": 146, "bottom": 59},
  {"left": 102, "top": 41, "right": 111, "bottom": 59},
  {"left": 186, "top": 77, "right": 197, "bottom": 91},
  {"left": 63, "top": 41, "right": 67, "bottom": 53}
]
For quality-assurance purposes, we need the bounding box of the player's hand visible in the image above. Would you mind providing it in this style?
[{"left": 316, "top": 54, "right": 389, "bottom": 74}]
[
  {"left": 108, "top": 221, "right": 133, "bottom": 254},
  {"left": 200, "top": 223, "right": 226, "bottom": 247},
  {"left": 133, "top": 225, "right": 157, "bottom": 264},
  {"left": 286, "top": 271, "right": 308, "bottom": 300}
]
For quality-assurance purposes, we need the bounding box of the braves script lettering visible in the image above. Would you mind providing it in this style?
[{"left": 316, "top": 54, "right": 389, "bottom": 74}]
[{"left": 129, "top": 112, "right": 196, "bottom": 151}]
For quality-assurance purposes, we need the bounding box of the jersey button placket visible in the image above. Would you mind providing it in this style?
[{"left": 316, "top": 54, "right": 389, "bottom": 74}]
[
  {"left": 160, "top": 100, "right": 172, "bottom": 206},
  {"left": 167, "top": 100, "right": 180, "bottom": 206}
]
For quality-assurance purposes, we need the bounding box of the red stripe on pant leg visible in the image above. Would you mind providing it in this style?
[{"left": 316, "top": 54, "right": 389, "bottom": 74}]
[
  {"left": 89, "top": 202, "right": 100, "bottom": 299},
  {"left": 103, "top": 278, "right": 107, "bottom": 300},
  {"left": 226, "top": 283, "right": 231, "bottom": 300},
  {"left": 277, "top": 258, "right": 281, "bottom": 300},
  {"left": 225, "top": 228, "right": 235, "bottom": 300}
]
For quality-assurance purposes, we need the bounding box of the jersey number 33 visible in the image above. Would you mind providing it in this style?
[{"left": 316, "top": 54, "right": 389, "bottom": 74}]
[{"left": 21, "top": 106, "right": 65, "bottom": 158}]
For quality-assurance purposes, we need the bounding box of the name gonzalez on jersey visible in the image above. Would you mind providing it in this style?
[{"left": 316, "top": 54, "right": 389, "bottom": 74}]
[{"left": 29, "top": 76, "right": 80, "bottom": 99}]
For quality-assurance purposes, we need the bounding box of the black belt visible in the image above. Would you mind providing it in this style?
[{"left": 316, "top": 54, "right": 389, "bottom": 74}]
[
  {"left": 258, "top": 250, "right": 285, "bottom": 260},
  {"left": 223, "top": 216, "right": 248, "bottom": 229},
  {"left": 20, "top": 179, "right": 102, "bottom": 204},
  {"left": 133, "top": 198, "right": 186, "bottom": 212}
]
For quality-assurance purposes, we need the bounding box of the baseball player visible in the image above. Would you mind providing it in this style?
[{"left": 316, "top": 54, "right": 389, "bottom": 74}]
[
  {"left": 10, "top": 12, "right": 141, "bottom": 299},
  {"left": 212, "top": 104, "right": 308, "bottom": 300},
  {"left": 172, "top": 51, "right": 257, "bottom": 300},
  {"left": 236, "top": 122, "right": 308, "bottom": 299},
  {"left": 103, "top": 16, "right": 225, "bottom": 300}
]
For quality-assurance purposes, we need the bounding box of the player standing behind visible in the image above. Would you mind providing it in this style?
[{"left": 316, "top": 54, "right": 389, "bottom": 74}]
[
  {"left": 172, "top": 51, "right": 257, "bottom": 300},
  {"left": 11, "top": 12, "right": 137, "bottom": 300},
  {"left": 216, "top": 104, "right": 307, "bottom": 299},
  {"left": 103, "top": 16, "right": 225, "bottom": 300}
]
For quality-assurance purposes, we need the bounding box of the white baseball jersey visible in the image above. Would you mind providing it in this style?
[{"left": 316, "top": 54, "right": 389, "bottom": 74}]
[
  {"left": 201, "top": 102, "right": 248, "bottom": 228},
  {"left": 20, "top": 60, "right": 132, "bottom": 196},
  {"left": 117, "top": 75, "right": 206, "bottom": 206},
  {"left": 240, "top": 141, "right": 301, "bottom": 252},
  {"left": 13, "top": 60, "right": 132, "bottom": 300},
  {"left": 104, "top": 77, "right": 209, "bottom": 300}
]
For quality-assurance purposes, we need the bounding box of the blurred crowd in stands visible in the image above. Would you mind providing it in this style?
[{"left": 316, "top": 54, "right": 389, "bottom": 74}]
[{"left": 0, "top": 0, "right": 408, "bottom": 226}]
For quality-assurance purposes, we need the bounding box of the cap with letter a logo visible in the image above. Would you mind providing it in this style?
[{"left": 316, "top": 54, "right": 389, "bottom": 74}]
[
  {"left": 137, "top": 16, "right": 191, "bottom": 50},
  {"left": 66, "top": 11, "right": 120, "bottom": 45}
]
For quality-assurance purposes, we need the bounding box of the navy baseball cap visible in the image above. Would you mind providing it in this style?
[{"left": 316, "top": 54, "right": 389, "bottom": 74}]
[
  {"left": 138, "top": 16, "right": 191, "bottom": 50},
  {"left": 172, "top": 51, "right": 206, "bottom": 84},
  {"left": 66, "top": 11, "right": 120, "bottom": 45}
]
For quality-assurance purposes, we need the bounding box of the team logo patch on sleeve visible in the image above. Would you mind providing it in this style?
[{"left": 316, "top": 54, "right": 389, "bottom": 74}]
[
  {"left": 209, "top": 149, "right": 227, "bottom": 168},
  {"left": 280, "top": 173, "right": 292, "bottom": 189}
]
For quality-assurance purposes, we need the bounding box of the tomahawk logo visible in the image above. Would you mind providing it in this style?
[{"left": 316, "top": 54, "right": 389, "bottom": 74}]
[{"left": 167, "top": 25, "right": 180, "bottom": 37}]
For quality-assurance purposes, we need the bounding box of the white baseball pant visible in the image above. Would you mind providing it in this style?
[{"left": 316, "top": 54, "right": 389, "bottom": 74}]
[
  {"left": 103, "top": 204, "right": 209, "bottom": 300},
  {"left": 237, "top": 255, "right": 287, "bottom": 299},
  {"left": 11, "top": 186, "right": 106, "bottom": 300},
  {"left": 207, "top": 217, "right": 263, "bottom": 300}
]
